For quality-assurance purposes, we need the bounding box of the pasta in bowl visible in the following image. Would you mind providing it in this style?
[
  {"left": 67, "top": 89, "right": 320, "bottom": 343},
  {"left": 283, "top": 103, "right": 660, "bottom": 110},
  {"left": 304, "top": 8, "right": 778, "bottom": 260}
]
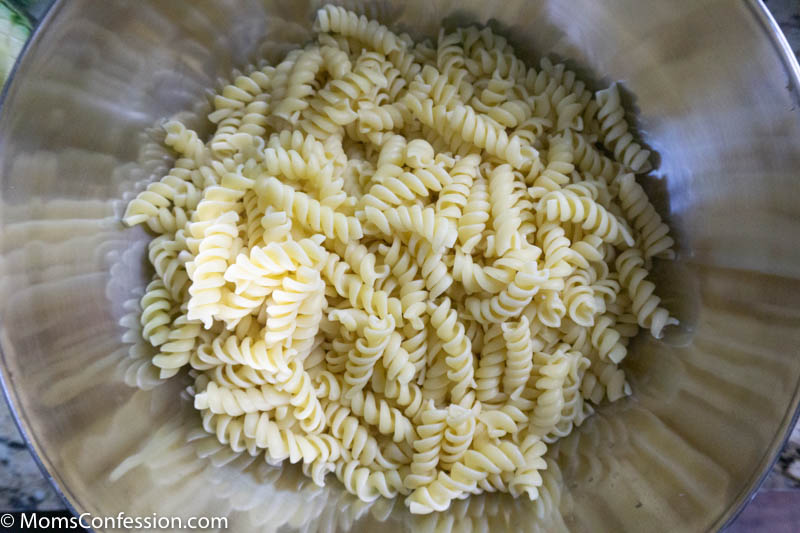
[
  {"left": 1, "top": 0, "right": 799, "bottom": 531},
  {"left": 122, "top": 4, "right": 678, "bottom": 514}
]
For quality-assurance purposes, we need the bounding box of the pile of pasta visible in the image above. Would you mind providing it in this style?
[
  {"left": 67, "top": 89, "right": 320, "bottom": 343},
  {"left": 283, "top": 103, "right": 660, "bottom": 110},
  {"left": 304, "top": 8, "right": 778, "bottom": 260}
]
[{"left": 122, "top": 5, "right": 678, "bottom": 514}]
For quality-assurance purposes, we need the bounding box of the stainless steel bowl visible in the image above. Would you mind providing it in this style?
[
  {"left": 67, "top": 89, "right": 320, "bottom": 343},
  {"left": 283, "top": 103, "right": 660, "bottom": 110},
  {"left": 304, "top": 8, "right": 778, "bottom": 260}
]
[{"left": 1, "top": 1, "right": 799, "bottom": 531}]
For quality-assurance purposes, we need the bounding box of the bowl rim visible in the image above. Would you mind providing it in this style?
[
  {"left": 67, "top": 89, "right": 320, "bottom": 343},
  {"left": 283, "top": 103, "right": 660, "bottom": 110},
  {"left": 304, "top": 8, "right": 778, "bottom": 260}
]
[
  {"left": 0, "top": 0, "right": 799, "bottom": 531},
  {"left": 0, "top": 0, "right": 85, "bottom": 524},
  {"left": 712, "top": 4, "right": 800, "bottom": 527}
]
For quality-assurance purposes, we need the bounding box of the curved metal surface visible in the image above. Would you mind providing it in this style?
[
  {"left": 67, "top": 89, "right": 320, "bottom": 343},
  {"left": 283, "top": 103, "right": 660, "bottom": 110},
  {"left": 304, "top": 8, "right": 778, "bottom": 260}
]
[
  {"left": 0, "top": 1, "right": 799, "bottom": 532},
  {"left": 714, "top": 6, "right": 800, "bottom": 530},
  {"left": 0, "top": 0, "right": 84, "bottom": 522}
]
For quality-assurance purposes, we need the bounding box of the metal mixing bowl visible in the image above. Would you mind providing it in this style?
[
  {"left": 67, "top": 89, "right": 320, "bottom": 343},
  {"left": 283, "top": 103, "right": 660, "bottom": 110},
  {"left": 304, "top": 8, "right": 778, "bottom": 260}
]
[{"left": 1, "top": 0, "right": 799, "bottom": 531}]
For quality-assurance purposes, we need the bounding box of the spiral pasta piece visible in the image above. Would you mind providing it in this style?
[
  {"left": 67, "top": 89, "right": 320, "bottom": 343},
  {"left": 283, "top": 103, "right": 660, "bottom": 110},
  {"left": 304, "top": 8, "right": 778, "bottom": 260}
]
[
  {"left": 616, "top": 172, "right": 675, "bottom": 259},
  {"left": 192, "top": 165, "right": 254, "bottom": 229},
  {"left": 194, "top": 380, "right": 291, "bottom": 416},
  {"left": 502, "top": 317, "right": 533, "bottom": 395},
  {"left": 320, "top": 44, "right": 351, "bottom": 79},
  {"left": 377, "top": 237, "right": 418, "bottom": 284},
  {"left": 147, "top": 234, "right": 191, "bottom": 300},
  {"left": 452, "top": 248, "right": 516, "bottom": 294},
  {"left": 488, "top": 164, "right": 521, "bottom": 256},
  {"left": 273, "top": 46, "right": 325, "bottom": 122},
  {"left": 264, "top": 266, "right": 324, "bottom": 347},
  {"left": 300, "top": 53, "right": 388, "bottom": 138},
  {"left": 440, "top": 404, "right": 477, "bottom": 468},
  {"left": 209, "top": 65, "right": 275, "bottom": 123},
  {"left": 355, "top": 101, "right": 406, "bottom": 133},
  {"left": 527, "top": 350, "right": 569, "bottom": 436},
  {"left": 256, "top": 176, "right": 363, "bottom": 243},
  {"left": 405, "top": 402, "right": 447, "bottom": 489},
  {"left": 274, "top": 358, "right": 327, "bottom": 434},
  {"left": 333, "top": 240, "right": 388, "bottom": 288},
  {"left": 337, "top": 461, "right": 407, "bottom": 502},
  {"left": 445, "top": 104, "right": 539, "bottom": 171},
  {"left": 151, "top": 313, "right": 201, "bottom": 378},
  {"left": 204, "top": 362, "right": 280, "bottom": 390},
  {"left": 457, "top": 175, "right": 490, "bottom": 253},
  {"left": 587, "top": 359, "right": 631, "bottom": 402},
  {"left": 163, "top": 120, "right": 207, "bottom": 162},
  {"left": 345, "top": 314, "right": 392, "bottom": 393},
  {"left": 528, "top": 135, "right": 573, "bottom": 198},
  {"left": 435, "top": 153, "right": 480, "bottom": 222},
  {"left": 361, "top": 163, "right": 451, "bottom": 211},
  {"left": 123, "top": 158, "right": 200, "bottom": 227},
  {"left": 472, "top": 80, "right": 530, "bottom": 129},
  {"left": 378, "top": 326, "right": 417, "bottom": 385},
  {"left": 226, "top": 237, "right": 327, "bottom": 287},
  {"left": 324, "top": 401, "right": 397, "bottom": 469},
  {"left": 590, "top": 314, "right": 628, "bottom": 364},
  {"left": 595, "top": 84, "right": 651, "bottom": 172},
  {"left": 508, "top": 434, "right": 548, "bottom": 500},
  {"left": 217, "top": 275, "right": 272, "bottom": 329},
  {"left": 364, "top": 204, "right": 457, "bottom": 250},
  {"left": 535, "top": 222, "right": 587, "bottom": 279},
  {"left": 314, "top": 5, "right": 403, "bottom": 56},
  {"left": 406, "top": 235, "right": 453, "bottom": 299},
  {"left": 241, "top": 410, "right": 341, "bottom": 468},
  {"left": 337, "top": 380, "right": 416, "bottom": 443},
  {"left": 475, "top": 324, "right": 505, "bottom": 404},
  {"left": 139, "top": 278, "right": 173, "bottom": 347},
  {"left": 242, "top": 189, "right": 265, "bottom": 248},
  {"left": 373, "top": 365, "right": 426, "bottom": 422},
  {"left": 398, "top": 278, "right": 428, "bottom": 331},
  {"left": 615, "top": 248, "right": 678, "bottom": 338},
  {"left": 465, "top": 263, "right": 549, "bottom": 324},
  {"left": 208, "top": 109, "right": 244, "bottom": 159},
  {"left": 428, "top": 298, "right": 474, "bottom": 403},
  {"left": 562, "top": 129, "right": 621, "bottom": 183},
  {"left": 322, "top": 254, "right": 405, "bottom": 326},
  {"left": 421, "top": 352, "right": 450, "bottom": 406},
  {"left": 411, "top": 63, "right": 473, "bottom": 112},
  {"left": 407, "top": 439, "right": 525, "bottom": 513},
  {"left": 562, "top": 274, "right": 597, "bottom": 327},
  {"left": 202, "top": 333, "right": 292, "bottom": 376},
  {"left": 537, "top": 188, "right": 634, "bottom": 247},
  {"left": 546, "top": 351, "right": 590, "bottom": 442},
  {"left": 260, "top": 134, "right": 346, "bottom": 211}
]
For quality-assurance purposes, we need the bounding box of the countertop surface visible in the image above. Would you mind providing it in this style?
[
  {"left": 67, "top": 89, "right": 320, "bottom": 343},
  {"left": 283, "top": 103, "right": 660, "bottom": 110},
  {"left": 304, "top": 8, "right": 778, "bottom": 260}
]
[{"left": 1, "top": 0, "right": 800, "bottom": 528}]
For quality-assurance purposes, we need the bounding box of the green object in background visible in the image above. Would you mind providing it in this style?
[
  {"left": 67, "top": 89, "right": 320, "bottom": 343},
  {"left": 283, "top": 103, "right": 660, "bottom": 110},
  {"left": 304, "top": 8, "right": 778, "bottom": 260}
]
[{"left": 0, "top": 0, "right": 32, "bottom": 86}]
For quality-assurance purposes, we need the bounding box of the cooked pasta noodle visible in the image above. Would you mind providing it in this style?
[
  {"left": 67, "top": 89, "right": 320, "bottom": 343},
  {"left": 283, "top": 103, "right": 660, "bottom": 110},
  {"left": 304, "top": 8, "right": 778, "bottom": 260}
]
[{"left": 122, "top": 5, "right": 677, "bottom": 514}]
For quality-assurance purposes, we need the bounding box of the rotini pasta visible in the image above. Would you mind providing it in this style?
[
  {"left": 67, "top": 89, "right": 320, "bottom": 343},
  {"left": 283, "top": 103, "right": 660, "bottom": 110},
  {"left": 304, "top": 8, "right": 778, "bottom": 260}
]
[
  {"left": 405, "top": 402, "right": 447, "bottom": 489},
  {"left": 475, "top": 324, "right": 506, "bottom": 404},
  {"left": 595, "top": 84, "right": 651, "bottom": 172},
  {"left": 615, "top": 172, "right": 675, "bottom": 259},
  {"left": 537, "top": 187, "right": 635, "bottom": 246},
  {"left": 501, "top": 317, "right": 533, "bottom": 395},
  {"left": 123, "top": 158, "right": 200, "bottom": 227},
  {"left": 194, "top": 380, "right": 291, "bottom": 416},
  {"left": 122, "top": 5, "right": 678, "bottom": 515},
  {"left": 457, "top": 174, "right": 490, "bottom": 253},
  {"left": 139, "top": 277, "right": 173, "bottom": 348},
  {"left": 273, "top": 46, "right": 325, "bottom": 123},
  {"left": 151, "top": 312, "right": 201, "bottom": 379},
  {"left": 363, "top": 204, "right": 457, "bottom": 250},
  {"left": 465, "top": 263, "right": 549, "bottom": 323},
  {"left": 256, "top": 176, "right": 363, "bottom": 243},
  {"left": 615, "top": 248, "right": 678, "bottom": 339}
]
